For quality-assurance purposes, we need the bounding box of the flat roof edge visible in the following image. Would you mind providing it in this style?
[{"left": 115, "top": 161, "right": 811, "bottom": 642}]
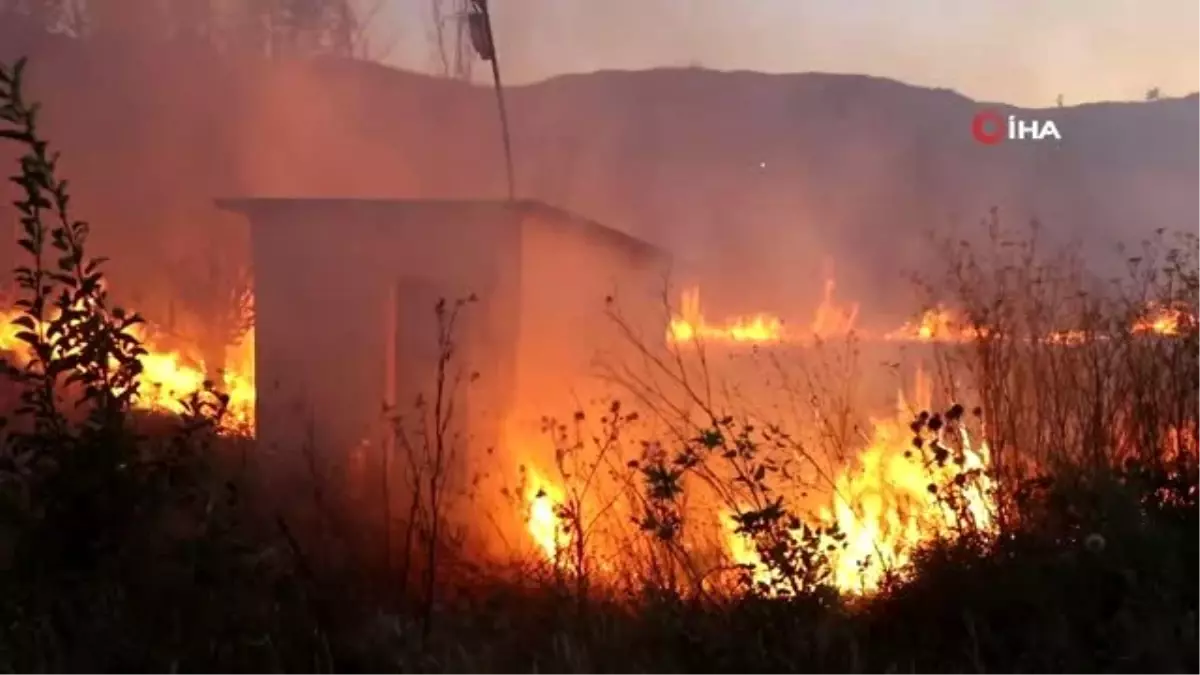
[{"left": 216, "top": 197, "right": 671, "bottom": 263}]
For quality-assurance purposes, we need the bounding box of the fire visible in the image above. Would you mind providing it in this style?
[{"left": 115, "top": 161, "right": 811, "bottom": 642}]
[
  {"left": 721, "top": 372, "right": 995, "bottom": 595},
  {"left": 884, "top": 302, "right": 1197, "bottom": 344},
  {"left": 0, "top": 307, "right": 255, "bottom": 432},
  {"left": 666, "top": 280, "right": 859, "bottom": 345},
  {"left": 531, "top": 283, "right": 1193, "bottom": 586},
  {"left": 820, "top": 374, "right": 993, "bottom": 592},
  {"left": 1043, "top": 329, "right": 1088, "bottom": 346},
  {"left": 524, "top": 466, "right": 568, "bottom": 560},
  {"left": 133, "top": 328, "right": 256, "bottom": 431},
  {"left": 1133, "top": 301, "right": 1195, "bottom": 336},
  {"left": 810, "top": 278, "right": 859, "bottom": 338},
  {"left": 667, "top": 286, "right": 784, "bottom": 344},
  {"left": 720, "top": 508, "right": 774, "bottom": 588},
  {"left": 884, "top": 305, "right": 980, "bottom": 342}
]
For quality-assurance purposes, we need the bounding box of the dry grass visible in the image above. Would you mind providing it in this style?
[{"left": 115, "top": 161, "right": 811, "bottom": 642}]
[{"left": 0, "top": 56, "right": 1196, "bottom": 672}]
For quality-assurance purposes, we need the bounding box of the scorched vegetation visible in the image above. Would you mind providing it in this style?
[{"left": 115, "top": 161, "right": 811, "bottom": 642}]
[{"left": 0, "top": 57, "right": 1196, "bottom": 673}]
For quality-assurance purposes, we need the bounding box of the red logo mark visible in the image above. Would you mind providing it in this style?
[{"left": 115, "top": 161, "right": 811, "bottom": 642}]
[{"left": 971, "top": 109, "right": 1006, "bottom": 145}]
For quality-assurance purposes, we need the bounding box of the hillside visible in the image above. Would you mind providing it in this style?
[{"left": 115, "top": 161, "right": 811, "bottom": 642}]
[{"left": 0, "top": 35, "right": 1195, "bottom": 325}]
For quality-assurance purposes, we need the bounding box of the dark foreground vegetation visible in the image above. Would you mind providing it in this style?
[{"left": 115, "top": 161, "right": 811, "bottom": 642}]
[{"left": 0, "top": 57, "right": 1196, "bottom": 673}]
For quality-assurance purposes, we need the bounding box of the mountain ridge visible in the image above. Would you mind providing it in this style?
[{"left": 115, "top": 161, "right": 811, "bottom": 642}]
[{"left": 0, "top": 35, "right": 1194, "bottom": 320}]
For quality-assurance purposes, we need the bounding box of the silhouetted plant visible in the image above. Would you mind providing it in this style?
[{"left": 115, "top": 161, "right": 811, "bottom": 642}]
[
  {"left": 0, "top": 52, "right": 1194, "bottom": 674},
  {"left": 0, "top": 57, "right": 158, "bottom": 566},
  {"left": 0, "top": 59, "right": 300, "bottom": 672},
  {"left": 907, "top": 402, "right": 995, "bottom": 541},
  {"left": 388, "top": 293, "right": 479, "bottom": 635}
]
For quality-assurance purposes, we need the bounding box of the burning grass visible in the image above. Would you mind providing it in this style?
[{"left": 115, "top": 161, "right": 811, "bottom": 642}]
[
  {"left": 0, "top": 57, "right": 1195, "bottom": 672},
  {"left": 0, "top": 303, "right": 256, "bottom": 433}
]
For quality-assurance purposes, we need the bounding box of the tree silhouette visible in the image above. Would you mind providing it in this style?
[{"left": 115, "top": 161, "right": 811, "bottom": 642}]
[{"left": 0, "top": 0, "right": 376, "bottom": 57}]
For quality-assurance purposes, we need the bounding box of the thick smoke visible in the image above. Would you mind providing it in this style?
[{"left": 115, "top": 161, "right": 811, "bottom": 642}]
[
  {"left": 475, "top": 0, "right": 1199, "bottom": 106},
  {"left": 0, "top": 1, "right": 1195, "bottom": 341}
]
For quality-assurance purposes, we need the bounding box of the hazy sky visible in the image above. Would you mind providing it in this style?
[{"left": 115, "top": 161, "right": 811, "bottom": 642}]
[{"left": 370, "top": 0, "right": 1199, "bottom": 106}]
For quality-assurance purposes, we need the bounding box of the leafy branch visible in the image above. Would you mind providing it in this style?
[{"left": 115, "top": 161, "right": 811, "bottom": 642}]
[{"left": 0, "top": 57, "right": 148, "bottom": 457}]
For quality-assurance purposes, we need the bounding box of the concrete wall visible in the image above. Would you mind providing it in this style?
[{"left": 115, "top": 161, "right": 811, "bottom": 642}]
[
  {"left": 508, "top": 208, "right": 670, "bottom": 452},
  {"left": 233, "top": 199, "right": 522, "bottom": 501},
  {"left": 228, "top": 198, "right": 667, "bottom": 554}
]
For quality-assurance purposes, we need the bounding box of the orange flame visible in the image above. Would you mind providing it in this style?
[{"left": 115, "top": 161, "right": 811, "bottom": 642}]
[
  {"left": 886, "top": 302, "right": 1196, "bottom": 344},
  {"left": 526, "top": 286, "right": 1190, "bottom": 585},
  {"left": 524, "top": 466, "right": 568, "bottom": 560},
  {"left": 883, "top": 306, "right": 982, "bottom": 343},
  {"left": 721, "top": 372, "right": 995, "bottom": 595},
  {"left": 720, "top": 508, "right": 774, "bottom": 589},
  {"left": 0, "top": 307, "right": 255, "bottom": 432},
  {"left": 667, "top": 281, "right": 859, "bottom": 345},
  {"left": 667, "top": 286, "right": 785, "bottom": 344},
  {"left": 821, "top": 373, "right": 993, "bottom": 592},
  {"left": 1132, "top": 301, "right": 1195, "bottom": 336},
  {"left": 809, "top": 278, "right": 859, "bottom": 338}
]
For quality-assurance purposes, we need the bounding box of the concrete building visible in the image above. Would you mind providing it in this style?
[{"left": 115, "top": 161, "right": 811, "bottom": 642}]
[{"left": 218, "top": 197, "right": 670, "bottom": 513}]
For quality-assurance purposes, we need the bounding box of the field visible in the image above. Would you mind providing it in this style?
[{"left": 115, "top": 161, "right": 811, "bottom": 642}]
[{"left": 0, "top": 57, "right": 1196, "bottom": 673}]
